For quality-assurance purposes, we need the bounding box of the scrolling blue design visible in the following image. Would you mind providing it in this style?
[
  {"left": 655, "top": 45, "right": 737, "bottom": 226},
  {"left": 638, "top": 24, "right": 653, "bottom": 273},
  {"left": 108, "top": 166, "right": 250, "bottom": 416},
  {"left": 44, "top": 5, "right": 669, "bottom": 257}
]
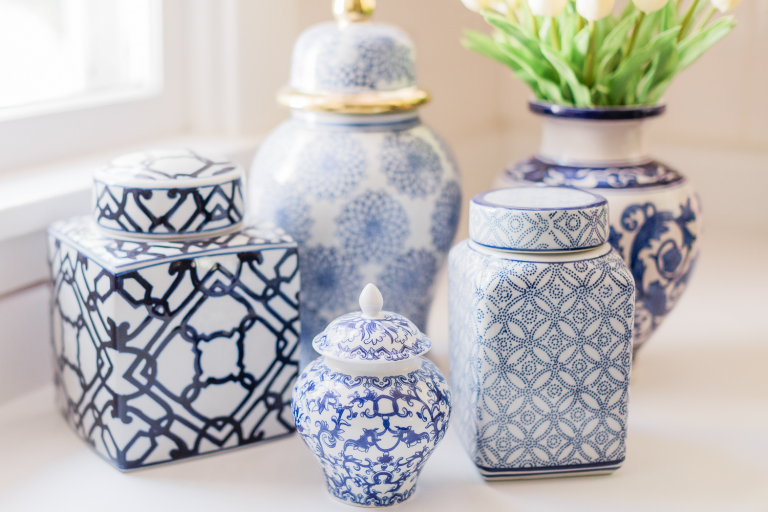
[{"left": 292, "top": 358, "right": 451, "bottom": 507}]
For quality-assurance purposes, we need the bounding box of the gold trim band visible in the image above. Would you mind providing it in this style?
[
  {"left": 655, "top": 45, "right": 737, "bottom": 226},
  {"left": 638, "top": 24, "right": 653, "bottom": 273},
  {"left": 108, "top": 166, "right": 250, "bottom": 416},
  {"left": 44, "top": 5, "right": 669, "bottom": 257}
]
[{"left": 277, "top": 86, "right": 430, "bottom": 114}]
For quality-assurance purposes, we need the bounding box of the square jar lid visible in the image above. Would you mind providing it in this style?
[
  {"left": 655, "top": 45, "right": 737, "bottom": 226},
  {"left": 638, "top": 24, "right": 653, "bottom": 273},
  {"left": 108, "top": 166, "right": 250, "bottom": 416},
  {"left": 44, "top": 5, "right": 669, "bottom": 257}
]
[{"left": 469, "top": 186, "right": 609, "bottom": 252}]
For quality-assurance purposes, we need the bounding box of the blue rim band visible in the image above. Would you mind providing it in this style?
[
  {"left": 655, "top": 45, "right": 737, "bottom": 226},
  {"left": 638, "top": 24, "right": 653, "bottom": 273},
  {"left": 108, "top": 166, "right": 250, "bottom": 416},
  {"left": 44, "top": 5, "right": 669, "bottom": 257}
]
[{"left": 529, "top": 100, "right": 665, "bottom": 120}]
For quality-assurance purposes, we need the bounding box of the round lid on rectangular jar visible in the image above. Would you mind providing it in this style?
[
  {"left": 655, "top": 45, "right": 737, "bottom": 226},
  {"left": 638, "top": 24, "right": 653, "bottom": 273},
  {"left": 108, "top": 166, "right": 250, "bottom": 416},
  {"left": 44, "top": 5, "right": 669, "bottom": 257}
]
[
  {"left": 93, "top": 149, "right": 246, "bottom": 240},
  {"left": 469, "top": 186, "right": 609, "bottom": 252}
]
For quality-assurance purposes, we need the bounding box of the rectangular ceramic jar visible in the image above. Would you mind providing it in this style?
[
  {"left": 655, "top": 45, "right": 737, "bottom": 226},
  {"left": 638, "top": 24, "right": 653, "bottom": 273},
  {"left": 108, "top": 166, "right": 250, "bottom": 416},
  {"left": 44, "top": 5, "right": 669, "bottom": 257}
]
[
  {"left": 449, "top": 187, "right": 635, "bottom": 479},
  {"left": 47, "top": 149, "right": 301, "bottom": 470}
]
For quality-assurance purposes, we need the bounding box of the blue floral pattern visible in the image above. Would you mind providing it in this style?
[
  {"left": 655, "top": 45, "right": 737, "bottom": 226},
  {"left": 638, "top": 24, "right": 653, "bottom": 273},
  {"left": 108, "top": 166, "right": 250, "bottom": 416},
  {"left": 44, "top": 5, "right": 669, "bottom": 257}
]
[
  {"left": 251, "top": 118, "right": 461, "bottom": 368},
  {"left": 313, "top": 311, "right": 431, "bottom": 362},
  {"left": 449, "top": 242, "right": 634, "bottom": 477},
  {"left": 378, "top": 249, "right": 438, "bottom": 331},
  {"left": 292, "top": 357, "right": 451, "bottom": 506},
  {"left": 381, "top": 133, "right": 442, "bottom": 198},
  {"left": 297, "top": 133, "right": 367, "bottom": 201},
  {"left": 506, "top": 157, "right": 684, "bottom": 189},
  {"left": 335, "top": 190, "right": 410, "bottom": 263},
  {"left": 290, "top": 24, "right": 416, "bottom": 94},
  {"left": 431, "top": 181, "right": 462, "bottom": 253},
  {"left": 301, "top": 246, "right": 362, "bottom": 313},
  {"left": 610, "top": 199, "right": 699, "bottom": 348}
]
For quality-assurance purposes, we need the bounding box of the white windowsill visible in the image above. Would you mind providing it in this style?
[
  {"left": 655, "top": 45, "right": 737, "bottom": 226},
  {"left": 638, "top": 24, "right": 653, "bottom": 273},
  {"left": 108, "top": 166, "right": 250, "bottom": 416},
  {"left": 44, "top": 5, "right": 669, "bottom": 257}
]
[
  {"left": 0, "top": 133, "right": 264, "bottom": 298},
  {"left": 0, "top": 133, "right": 263, "bottom": 243}
]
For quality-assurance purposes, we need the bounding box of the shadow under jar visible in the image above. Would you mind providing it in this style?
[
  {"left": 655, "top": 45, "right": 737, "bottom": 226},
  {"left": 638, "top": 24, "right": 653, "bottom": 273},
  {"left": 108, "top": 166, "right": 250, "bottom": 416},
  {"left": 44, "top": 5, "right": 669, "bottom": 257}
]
[{"left": 449, "top": 186, "right": 635, "bottom": 479}]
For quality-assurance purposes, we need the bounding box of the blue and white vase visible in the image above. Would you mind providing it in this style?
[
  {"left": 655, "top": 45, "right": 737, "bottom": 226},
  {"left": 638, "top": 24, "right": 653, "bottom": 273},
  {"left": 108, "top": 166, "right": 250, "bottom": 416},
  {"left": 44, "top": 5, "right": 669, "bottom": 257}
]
[
  {"left": 250, "top": 1, "right": 461, "bottom": 369},
  {"left": 48, "top": 149, "right": 301, "bottom": 470},
  {"left": 498, "top": 102, "right": 701, "bottom": 353},
  {"left": 449, "top": 187, "right": 635, "bottom": 479},
  {"left": 293, "top": 284, "right": 451, "bottom": 506}
]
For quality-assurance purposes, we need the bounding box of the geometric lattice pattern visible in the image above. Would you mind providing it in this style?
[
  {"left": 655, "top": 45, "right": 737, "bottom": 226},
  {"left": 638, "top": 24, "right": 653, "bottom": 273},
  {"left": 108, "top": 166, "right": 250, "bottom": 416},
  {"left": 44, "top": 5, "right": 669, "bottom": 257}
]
[
  {"left": 503, "top": 158, "right": 701, "bottom": 353},
  {"left": 94, "top": 180, "right": 244, "bottom": 237},
  {"left": 94, "top": 149, "right": 245, "bottom": 237},
  {"left": 469, "top": 201, "right": 609, "bottom": 252},
  {"left": 449, "top": 242, "right": 634, "bottom": 478},
  {"left": 48, "top": 218, "right": 300, "bottom": 470}
]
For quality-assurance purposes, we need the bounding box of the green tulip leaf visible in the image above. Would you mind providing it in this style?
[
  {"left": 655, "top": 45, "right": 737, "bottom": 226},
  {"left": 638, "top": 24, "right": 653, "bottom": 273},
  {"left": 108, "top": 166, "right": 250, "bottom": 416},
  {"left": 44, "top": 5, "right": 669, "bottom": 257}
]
[{"left": 676, "top": 17, "right": 736, "bottom": 73}]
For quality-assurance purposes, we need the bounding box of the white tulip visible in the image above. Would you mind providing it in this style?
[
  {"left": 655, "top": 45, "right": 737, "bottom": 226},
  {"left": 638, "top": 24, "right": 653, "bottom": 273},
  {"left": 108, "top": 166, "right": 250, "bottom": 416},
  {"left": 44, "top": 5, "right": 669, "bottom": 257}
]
[
  {"left": 461, "top": 0, "right": 510, "bottom": 13},
  {"left": 632, "top": 0, "right": 667, "bottom": 14},
  {"left": 528, "top": 0, "right": 568, "bottom": 17},
  {"left": 576, "top": 0, "right": 616, "bottom": 21},
  {"left": 710, "top": 0, "right": 741, "bottom": 12},
  {"left": 461, "top": 0, "right": 493, "bottom": 12}
]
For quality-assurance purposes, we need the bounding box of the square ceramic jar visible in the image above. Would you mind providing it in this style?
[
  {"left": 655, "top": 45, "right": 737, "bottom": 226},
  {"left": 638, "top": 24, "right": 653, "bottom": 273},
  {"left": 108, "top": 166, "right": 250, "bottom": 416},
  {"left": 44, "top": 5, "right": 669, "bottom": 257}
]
[
  {"left": 449, "top": 187, "right": 635, "bottom": 479},
  {"left": 47, "top": 149, "right": 301, "bottom": 470}
]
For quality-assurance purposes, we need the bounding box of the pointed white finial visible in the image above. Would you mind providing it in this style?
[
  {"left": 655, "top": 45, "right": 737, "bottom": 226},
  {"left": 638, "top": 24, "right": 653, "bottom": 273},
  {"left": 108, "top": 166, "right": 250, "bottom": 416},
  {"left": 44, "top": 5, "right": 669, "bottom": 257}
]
[{"left": 359, "top": 283, "right": 384, "bottom": 319}]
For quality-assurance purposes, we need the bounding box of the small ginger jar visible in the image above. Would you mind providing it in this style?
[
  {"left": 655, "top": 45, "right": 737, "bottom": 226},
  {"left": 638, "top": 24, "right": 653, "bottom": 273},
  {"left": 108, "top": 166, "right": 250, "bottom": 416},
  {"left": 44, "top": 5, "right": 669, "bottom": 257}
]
[
  {"left": 250, "top": 0, "right": 461, "bottom": 369},
  {"left": 47, "top": 149, "right": 301, "bottom": 470},
  {"left": 449, "top": 186, "right": 635, "bottom": 479},
  {"left": 293, "top": 283, "right": 451, "bottom": 506}
]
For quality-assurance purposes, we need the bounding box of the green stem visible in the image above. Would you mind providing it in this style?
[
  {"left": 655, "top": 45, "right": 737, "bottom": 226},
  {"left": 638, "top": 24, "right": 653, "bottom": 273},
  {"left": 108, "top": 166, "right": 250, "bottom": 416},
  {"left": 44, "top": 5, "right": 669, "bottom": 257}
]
[
  {"left": 678, "top": 0, "right": 702, "bottom": 41},
  {"left": 584, "top": 20, "right": 597, "bottom": 87},
  {"left": 696, "top": 5, "right": 716, "bottom": 30},
  {"left": 624, "top": 11, "right": 645, "bottom": 61},
  {"left": 550, "top": 17, "right": 560, "bottom": 51},
  {"left": 523, "top": 0, "right": 539, "bottom": 39},
  {"left": 576, "top": 14, "right": 585, "bottom": 33}
]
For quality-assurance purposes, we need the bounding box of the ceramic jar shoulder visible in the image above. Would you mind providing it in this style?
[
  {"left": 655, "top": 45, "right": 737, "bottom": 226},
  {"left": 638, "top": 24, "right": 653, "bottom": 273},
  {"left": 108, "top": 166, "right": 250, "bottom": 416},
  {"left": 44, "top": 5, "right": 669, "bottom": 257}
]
[
  {"left": 292, "top": 356, "right": 451, "bottom": 507},
  {"left": 251, "top": 114, "right": 460, "bottom": 225}
]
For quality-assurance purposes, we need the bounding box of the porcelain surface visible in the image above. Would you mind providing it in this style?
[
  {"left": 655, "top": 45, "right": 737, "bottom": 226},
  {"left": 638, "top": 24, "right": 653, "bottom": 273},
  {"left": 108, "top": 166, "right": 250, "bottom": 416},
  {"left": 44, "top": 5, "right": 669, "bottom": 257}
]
[
  {"left": 469, "top": 187, "right": 609, "bottom": 252},
  {"left": 94, "top": 149, "right": 245, "bottom": 238},
  {"left": 449, "top": 240, "right": 634, "bottom": 479},
  {"left": 289, "top": 21, "right": 416, "bottom": 94},
  {"left": 251, "top": 113, "right": 460, "bottom": 368},
  {"left": 293, "top": 285, "right": 451, "bottom": 506},
  {"left": 48, "top": 219, "right": 300, "bottom": 469},
  {"left": 498, "top": 106, "right": 700, "bottom": 352},
  {"left": 293, "top": 357, "right": 450, "bottom": 506}
]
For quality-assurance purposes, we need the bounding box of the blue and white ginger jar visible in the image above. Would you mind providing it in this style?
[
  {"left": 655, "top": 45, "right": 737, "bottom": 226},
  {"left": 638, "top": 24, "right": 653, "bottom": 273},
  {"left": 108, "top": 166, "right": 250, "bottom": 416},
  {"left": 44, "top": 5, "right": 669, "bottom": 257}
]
[
  {"left": 250, "top": 1, "right": 461, "bottom": 369},
  {"left": 293, "top": 283, "right": 451, "bottom": 506},
  {"left": 449, "top": 187, "right": 635, "bottom": 479},
  {"left": 48, "top": 149, "right": 301, "bottom": 470},
  {"left": 499, "top": 102, "right": 701, "bottom": 353}
]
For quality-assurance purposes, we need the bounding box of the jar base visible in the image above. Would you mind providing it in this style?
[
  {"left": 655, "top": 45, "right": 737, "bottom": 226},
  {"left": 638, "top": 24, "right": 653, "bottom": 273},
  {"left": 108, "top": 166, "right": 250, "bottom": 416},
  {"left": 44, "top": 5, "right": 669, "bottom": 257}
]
[{"left": 477, "top": 460, "right": 624, "bottom": 481}]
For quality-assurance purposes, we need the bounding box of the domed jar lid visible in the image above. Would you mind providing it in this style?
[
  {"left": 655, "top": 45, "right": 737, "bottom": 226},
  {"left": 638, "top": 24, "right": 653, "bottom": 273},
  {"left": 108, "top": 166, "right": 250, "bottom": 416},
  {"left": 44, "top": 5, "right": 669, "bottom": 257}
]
[
  {"left": 469, "top": 187, "right": 610, "bottom": 252},
  {"left": 313, "top": 283, "right": 432, "bottom": 363},
  {"left": 93, "top": 149, "right": 246, "bottom": 240},
  {"left": 279, "top": 0, "right": 429, "bottom": 114}
]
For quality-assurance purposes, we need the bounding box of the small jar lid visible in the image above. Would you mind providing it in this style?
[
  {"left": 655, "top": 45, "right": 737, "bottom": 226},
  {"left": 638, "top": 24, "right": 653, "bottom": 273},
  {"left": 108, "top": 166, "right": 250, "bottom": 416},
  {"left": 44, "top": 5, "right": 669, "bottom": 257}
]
[
  {"left": 93, "top": 149, "right": 246, "bottom": 239},
  {"left": 312, "top": 283, "right": 432, "bottom": 363},
  {"left": 469, "top": 187, "right": 609, "bottom": 252},
  {"left": 278, "top": 0, "right": 429, "bottom": 114}
]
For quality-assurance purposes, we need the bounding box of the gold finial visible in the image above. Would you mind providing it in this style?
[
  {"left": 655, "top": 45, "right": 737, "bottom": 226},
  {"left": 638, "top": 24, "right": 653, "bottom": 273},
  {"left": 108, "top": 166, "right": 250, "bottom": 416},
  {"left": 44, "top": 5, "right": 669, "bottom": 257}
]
[{"left": 333, "top": 0, "right": 376, "bottom": 24}]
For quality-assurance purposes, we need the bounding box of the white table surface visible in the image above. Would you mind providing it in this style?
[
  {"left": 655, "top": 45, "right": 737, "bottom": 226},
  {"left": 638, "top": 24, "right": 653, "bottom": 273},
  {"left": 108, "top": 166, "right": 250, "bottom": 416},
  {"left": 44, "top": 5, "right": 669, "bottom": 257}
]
[{"left": 1, "top": 230, "right": 766, "bottom": 512}]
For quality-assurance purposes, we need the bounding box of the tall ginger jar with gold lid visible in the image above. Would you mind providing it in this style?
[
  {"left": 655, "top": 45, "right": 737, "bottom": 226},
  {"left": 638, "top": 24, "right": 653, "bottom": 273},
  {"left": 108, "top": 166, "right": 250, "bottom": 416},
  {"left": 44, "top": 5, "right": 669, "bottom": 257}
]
[{"left": 250, "top": 0, "right": 462, "bottom": 368}]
